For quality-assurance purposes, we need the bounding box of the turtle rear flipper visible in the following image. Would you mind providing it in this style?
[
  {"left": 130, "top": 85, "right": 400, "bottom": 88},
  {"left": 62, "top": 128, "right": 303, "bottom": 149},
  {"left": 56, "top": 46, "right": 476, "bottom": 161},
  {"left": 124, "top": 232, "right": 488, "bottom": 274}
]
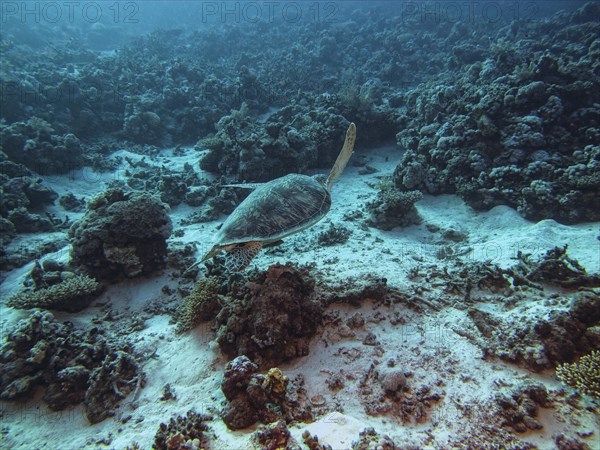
[
  {"left": 326, "top": 122, "right": 356, "bottom": 192},
  {"left": 225, "top": 241, "right": 263, "bottom": 271}
]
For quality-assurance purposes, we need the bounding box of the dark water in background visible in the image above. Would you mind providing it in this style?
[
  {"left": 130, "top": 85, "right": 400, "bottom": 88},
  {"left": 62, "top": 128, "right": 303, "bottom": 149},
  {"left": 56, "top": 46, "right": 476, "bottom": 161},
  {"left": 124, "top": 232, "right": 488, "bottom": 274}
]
[{"left": 0, "top": 0, "right": 593, "bottom": 51}]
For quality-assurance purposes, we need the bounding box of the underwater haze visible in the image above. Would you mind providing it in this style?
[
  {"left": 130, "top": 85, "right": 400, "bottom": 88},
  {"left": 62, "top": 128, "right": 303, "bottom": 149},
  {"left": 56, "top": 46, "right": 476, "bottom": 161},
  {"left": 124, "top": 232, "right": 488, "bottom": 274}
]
[{"left": 1, "top": 1, "right": 599, "bottom": 449}]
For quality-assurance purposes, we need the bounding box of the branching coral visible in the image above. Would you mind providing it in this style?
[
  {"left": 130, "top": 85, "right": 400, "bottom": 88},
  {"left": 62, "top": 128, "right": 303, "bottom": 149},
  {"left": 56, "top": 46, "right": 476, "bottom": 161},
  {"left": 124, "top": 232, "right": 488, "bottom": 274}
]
[
  {"left": 556, "top": 350, "right": 600, "bottom": 400},
  {"left": 317, "top": 222, "right": 352, "bottom": 246},
  {"left": 176, "top": 276, "right": 221, "bottom": 333},
  {"left": 5, "top": 274, "right": 103, "bottom": 312}
]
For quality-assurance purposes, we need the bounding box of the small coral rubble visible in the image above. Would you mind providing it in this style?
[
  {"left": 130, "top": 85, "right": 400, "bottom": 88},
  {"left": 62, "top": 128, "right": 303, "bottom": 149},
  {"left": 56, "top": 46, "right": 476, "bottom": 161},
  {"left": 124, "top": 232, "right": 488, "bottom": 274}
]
[
  {"left": 152, "top": 410, "right": 212, "bottom": 450},
  {"left": 459, "top": 249, "right": 600, "bottom": 371},
  {"left": 494, "top": 384, "right": 550, "bottom": 433},
  {"left": 359, "top": 362, "right": 443, "bottom": 425},
  {"left": 0, "top": 311, "right": 141, "bottom": 424}
]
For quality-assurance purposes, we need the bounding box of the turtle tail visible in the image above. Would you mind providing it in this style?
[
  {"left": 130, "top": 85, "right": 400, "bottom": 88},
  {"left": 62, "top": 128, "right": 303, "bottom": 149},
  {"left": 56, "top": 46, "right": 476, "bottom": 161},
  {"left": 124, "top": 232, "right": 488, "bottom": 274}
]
[{"left": 326, "top": 122, "right": 356, "bottom": 192}]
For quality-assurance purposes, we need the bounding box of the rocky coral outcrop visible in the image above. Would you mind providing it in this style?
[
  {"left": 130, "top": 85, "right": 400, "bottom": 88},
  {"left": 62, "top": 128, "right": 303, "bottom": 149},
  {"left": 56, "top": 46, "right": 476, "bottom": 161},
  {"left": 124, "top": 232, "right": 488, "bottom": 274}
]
[
  {"left": 214, "top": 264, "right": 323, "bottom": 367},
  {"left": 251, "top": 420, "right": 301, "bottom": 450},
  {"left": 220, "top": 355, "right": 311, "bottom": 430},
  {"left": 0, "top": 153, "right": 59, "bottom": 239},
  {"left": 69, "top": 188, "right": 172, "bottom": 281},
  {"left": 0, "top": 117, "right": 85, "bottom": 173}
]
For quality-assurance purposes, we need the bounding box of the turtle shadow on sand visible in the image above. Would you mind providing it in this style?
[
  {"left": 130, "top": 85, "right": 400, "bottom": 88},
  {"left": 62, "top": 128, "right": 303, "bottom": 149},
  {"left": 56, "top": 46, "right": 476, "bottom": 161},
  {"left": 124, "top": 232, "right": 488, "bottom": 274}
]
[{"left": 186, "top": 122, "right": 357, "bottom": 273}]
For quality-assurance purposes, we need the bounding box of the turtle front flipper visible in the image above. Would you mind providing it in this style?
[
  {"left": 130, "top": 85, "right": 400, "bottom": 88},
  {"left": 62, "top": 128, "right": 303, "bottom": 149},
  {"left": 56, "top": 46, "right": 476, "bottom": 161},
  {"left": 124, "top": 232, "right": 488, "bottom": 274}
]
[{"left": 225, "top": 241, "right": 263, "bottom": 271}]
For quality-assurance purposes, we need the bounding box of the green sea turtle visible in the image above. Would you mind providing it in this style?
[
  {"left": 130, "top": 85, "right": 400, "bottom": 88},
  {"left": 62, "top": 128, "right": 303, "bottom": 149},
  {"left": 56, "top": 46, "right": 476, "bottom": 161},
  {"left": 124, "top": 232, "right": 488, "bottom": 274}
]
[{"left": 188, "top": 122, "right": 356, "bottom": 272}]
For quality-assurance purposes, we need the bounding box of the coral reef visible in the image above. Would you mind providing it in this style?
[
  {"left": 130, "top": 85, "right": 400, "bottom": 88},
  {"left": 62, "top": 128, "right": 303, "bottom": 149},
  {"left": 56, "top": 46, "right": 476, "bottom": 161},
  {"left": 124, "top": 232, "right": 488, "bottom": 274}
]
[
  {"left": 0, "top": 2, "right": 599, "bottom": 447},
  {"left": 179, "top": 183, "right": 240, "bottom": 225},
  {"left": 392, "top": 5, "right": 600, "bottom": 225},
  {"left": 0, "top": 117, "right": 84, "bottom": 173},
  {"left": 152, "top": 410, "right": 212, "bottom": 450},
  {"left": 0, "top": 311, "right": 141, "bottom": 423},
  {"left": 556, "top": 350, "right": 600, "bottom": 399},
  {"left": 220, "top": 355, "right": 312, "bottom": 430},
  {"left": 214, "top": 264, "right": 323, "bottom": 367},
  {"left": 0, "top": 153, "right": 58, "bottom": 237},
  {"left": 6, "top": 273, "right": 103, "bottom": 312},
  {"left": 69, "top": 188, "right": 172, "bottom": 281},
  {"left": 199, "top": 104, "right": 353, "bottom": 182},
  {"left": 123, "top": 111, "right": 163, "bottom": 145},
  {"left": 0, "top": 236, "right": 68, "bottom": 274},
  {"left": 123, "top": 159, "right": 208, "bottom": 207}
]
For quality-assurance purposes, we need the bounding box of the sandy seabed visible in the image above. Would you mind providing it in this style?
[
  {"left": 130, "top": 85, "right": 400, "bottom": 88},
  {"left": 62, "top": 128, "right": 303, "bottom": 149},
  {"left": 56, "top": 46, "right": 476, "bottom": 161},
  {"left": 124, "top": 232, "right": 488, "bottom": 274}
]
[{"left": 1, "top": 144, "right": 598, "bottom": 449}]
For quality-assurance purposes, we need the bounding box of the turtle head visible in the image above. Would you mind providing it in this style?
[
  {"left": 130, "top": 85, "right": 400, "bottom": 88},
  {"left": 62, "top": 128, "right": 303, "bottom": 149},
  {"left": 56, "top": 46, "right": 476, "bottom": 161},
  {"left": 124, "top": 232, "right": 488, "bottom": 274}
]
[{"left": 312, "top": 174, "right": 327, "bottom": 186}]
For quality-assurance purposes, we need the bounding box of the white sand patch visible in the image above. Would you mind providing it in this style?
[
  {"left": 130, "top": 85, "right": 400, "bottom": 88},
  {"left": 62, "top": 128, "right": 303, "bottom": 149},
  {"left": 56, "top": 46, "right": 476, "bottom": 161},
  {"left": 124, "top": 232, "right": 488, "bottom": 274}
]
[{"left": 294, "top": 412, "right": 364, "bottom": 448}]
